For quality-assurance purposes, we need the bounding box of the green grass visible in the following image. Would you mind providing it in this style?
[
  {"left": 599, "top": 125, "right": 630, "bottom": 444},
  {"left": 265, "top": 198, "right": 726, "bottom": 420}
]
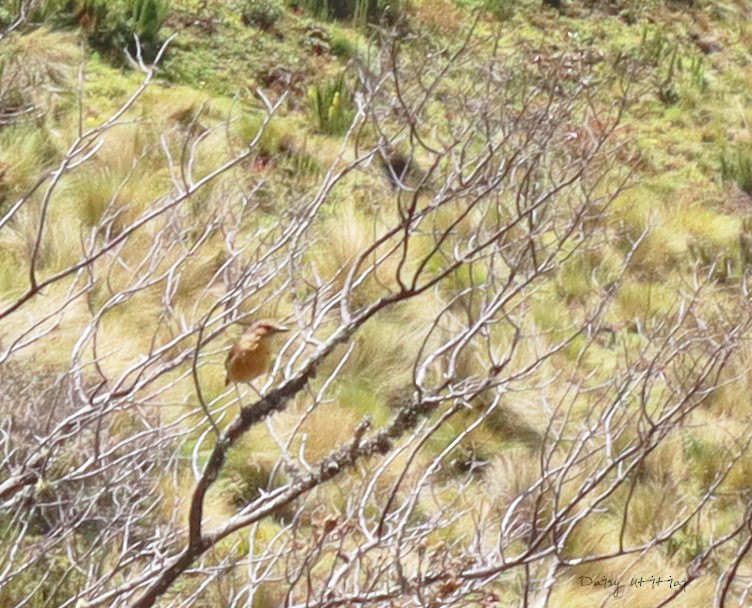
[
  {"left": 6, "top": 0, "right": 752, "bottom": 603},
  {"left": 307, "top": 71, "right": 356, "bottom": 135},
  {"left": 721, "top": 145, "right": 752, "bottom": 195}
]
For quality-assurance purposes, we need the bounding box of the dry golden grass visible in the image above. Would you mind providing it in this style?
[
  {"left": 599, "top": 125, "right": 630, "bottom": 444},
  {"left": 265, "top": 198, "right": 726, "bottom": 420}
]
[
  {"left": 483, "top": 445, "right": 541, "bottom": 510},
  {"left": 410, "top": 0, "right": 464, "bottom": 35},
  {"left": 3, "top": 5, "right": 752, "bottom": 606},
  {"left": 0, "top": 279, "right": 91, "bottom": 367},
  {"left": 335, "top": 313, "right": 428, "bottom": 395},
  {"left": 0, "top": 127, "right": 55, "bottom": 199},
  {"left": 0, "top": 28, "right": 79, "bottom": 116},
  {"left": 616, "top": 280, "right": 675, "bottom": 327},
  {"left": 291, "top": 401, "right": 362, "bottom": 462},
  {"left": 707, "top": 342, "right": 752, "bottom": 419}
]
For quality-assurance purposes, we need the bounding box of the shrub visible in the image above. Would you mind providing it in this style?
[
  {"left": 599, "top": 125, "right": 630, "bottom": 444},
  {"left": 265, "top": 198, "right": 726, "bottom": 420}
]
[
  {"left": 0, "top": 5, "right": 14, "bottom": 27},
  {"left": 293, "top": 0, "right": 405, "bottom": 26},
  {"left": 96, "top": 0, "right": 169, "bottom": 61},
  {"left": 241, "top": 0, "right": 284, "bottom": 30},
  {"left": 36, "top": 0, "right": 170, "bottom": 63},
  {"left": 485, "top": 0, "right": 517, "bottom": 19},
  {"left": 330, "top": 31, "right": 356, "bottom": 57}
]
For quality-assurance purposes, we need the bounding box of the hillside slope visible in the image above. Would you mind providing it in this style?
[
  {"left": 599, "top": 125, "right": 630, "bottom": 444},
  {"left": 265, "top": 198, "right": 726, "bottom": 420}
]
[{"left": 2, "top": 0, "right": 752, "bottom": 606}]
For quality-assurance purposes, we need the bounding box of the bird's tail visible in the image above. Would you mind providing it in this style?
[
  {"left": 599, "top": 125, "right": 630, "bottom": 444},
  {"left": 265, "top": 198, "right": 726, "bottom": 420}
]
[{"left": 224, "top": 376, "right": 230, "bottom": 387}]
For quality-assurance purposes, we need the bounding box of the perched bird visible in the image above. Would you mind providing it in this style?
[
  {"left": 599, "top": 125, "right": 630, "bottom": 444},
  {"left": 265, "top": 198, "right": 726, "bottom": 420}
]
[{"left": 224, "top": 320, "right": 290, "bottom": 388}]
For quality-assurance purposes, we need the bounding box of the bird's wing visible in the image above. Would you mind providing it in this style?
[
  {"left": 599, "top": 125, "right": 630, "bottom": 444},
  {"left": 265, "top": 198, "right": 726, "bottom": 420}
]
[
  {"left": 224, "top": 334, "right": 267, "bottom": 386},
  {"left": 225, "top": 335, "right": 261, "bottom": 367},
  {"left": 224, "top": 342, "right": 240, "bottom": 370},
  {"left": 242, "top": 333, "right": 262, "bottom": 350}
]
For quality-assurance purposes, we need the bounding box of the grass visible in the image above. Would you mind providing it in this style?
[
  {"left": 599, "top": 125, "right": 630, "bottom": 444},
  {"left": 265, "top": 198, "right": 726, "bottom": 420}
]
[
  {"left": 0, "top": 27, "right": 78, "bottom": 115},
  {"left": 483, "top": 446, "right": 539, "bottom": 506},
  {"left": 232, "top": 112, "right": 295, "bottom": 156},
  {"left": 616, "top": 280, "right": 675, "bottom": 327},
  {"left": 307, "top": 201, "right": 402, "bottom": 305},
  {"left": 307, "top": 71, "right": 356, "bottom": 135},
  {"left": 335, "top": 378, "right": 391, "bottom": 425},
  {"left": 720, "top": 145, "right": 752, "bottom": 195},
  {"left": 0, "top": 126, "right": 57, "bottom": 208},
  {"left": 316, "top": 310, "right": 429, "bottom": 403},
  {"left": 4, "top": 0, "right": 752, "bottom": 604}
]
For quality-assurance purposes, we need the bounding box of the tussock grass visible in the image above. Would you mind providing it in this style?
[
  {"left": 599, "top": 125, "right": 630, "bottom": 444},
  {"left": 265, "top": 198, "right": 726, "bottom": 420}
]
[
  {"left": 0, "top": 126, "right": 57, "bottom": 204},
  {"left": 335, "top": 312, "right": 427, "bottom": 397},
  {"left": 563, "top": 513, "right": 624, "bottom": 560},
  {"left": 80, "top": 58, "right": 145, "bottom": 118},
  {"left": 680, "top": 206, "right": 741, "bottom": 271},
  {"left": 417, "top": 482, "right": 487, "bottom": 543},
  {"left": 611, "top": 189, "right": 657, "bottom": 239},
  {"left": 616, "top": 280, "right": 675, "bottom": 327},
  {"left": 93, "top": 304, "right": 172, "bottom": 376},
  {"left": 334, "top": 378, "right": 391, "bottom": 426},
  {"left": 636, "top": 222, "right": 689, "bottom": 272},
  {"left": 52, "top": 161, "right": 170, "bottom": 236},
  {"left": 483, "top": 446, "right": 540, "bottom": 511},
  {"left": 173, "top": 245, "right": 228, "bottom": 300},
  {"left": 222, "top": 450, "right": 278, "bottom": 509},
  {"left": 531, "top": 286, "right": 576, "bottom": 341},
  {"left": 706, "top": 342, "right": 752, "bottom": 418},
  {"left": 482, "top": 400, "right": 545, "bottom": 447},
  {"left": 0, "top": 198, "right": 90, "bottom": 273},
  {"left": 639, "top": 434, "right": 687, "bottom": 485},
  {"left": 611, "top": 189, "right": 688, "bottom": 272},
  {"left": 557, "top": 253, "right": 597, "bottom": 300},
  {"left": 682, "top": 423, "right": 729, "bottom": 490},
  {"left": 292, "top": 401, "right": 362, "bottom": 462},
  {"left": 4, "top": 0, "right": 752, "bottom": 602},
  {"left": 624, "top": 480, "right": 683, "bottom": 544},
  {"left": 0, "top": 279, "right": 92, "bottom": 368},
  {"left": 206, "top": 417, "right": 285, "bottom": 509},
  {"left": 64, "top": 166, "right": 125, "bottom": 228},
  {"left": 0, "top": 248, "right": 25, "bottom": 295},
  {"left": 308, "top": 200, "right": 424, "bottom": 307},
  {"left": 234, "top": 113, "right": 292, "bottom": 156},
  {"left": 682, "top": 413, "right": 752, "bottom": 496},
  {"left": 142, "top": 84, "right": 215, "bottom": 126},
  {"left": 427, "top": 412, "right": 507, "bottom": 464},
  {"left": 0, "top": 28, "right": 78, "bottom": 116}
]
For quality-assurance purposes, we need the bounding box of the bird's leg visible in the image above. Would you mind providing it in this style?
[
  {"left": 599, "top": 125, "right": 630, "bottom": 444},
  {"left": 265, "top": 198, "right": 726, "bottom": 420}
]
[
  {"left": 232, "top": 382, "right": 262, "bottom": 416},
  {"left": 233, "top": 382, "right": 243, "bottom": 414},
  {"left": 247, "top": 381, "right": 263, "bottom": 401}
]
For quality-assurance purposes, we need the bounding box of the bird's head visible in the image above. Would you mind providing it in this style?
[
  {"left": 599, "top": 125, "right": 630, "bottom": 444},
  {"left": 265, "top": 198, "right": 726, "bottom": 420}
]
[{"left": 245, "top": 319, "right": 290, "bottom": 338}]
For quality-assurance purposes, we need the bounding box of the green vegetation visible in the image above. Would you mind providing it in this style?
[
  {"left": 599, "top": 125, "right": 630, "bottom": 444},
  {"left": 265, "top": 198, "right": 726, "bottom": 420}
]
[
  {"left": 35, "top": 0, "right": 170, "bottom": 60},
  {"left": 293, "top": 0, "right": 406, "bottom": 25},
  {"left": 307, "top": 71, "right": 356, "bottom": 135},
  {"left": 4, "top": 0, "right": 752, "bottom": 605},
  {"left": 721, "top": 144, "right": 752, "bottom": 195},
  {"left": 240, "top": 0, "right": 285, "bottom": 30}
]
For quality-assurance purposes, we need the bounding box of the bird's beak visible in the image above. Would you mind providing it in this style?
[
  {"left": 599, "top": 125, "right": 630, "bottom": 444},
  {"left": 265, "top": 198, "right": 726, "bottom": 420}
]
[{"left": 272, "top": 324, "right": 290, "bottom": 333}]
